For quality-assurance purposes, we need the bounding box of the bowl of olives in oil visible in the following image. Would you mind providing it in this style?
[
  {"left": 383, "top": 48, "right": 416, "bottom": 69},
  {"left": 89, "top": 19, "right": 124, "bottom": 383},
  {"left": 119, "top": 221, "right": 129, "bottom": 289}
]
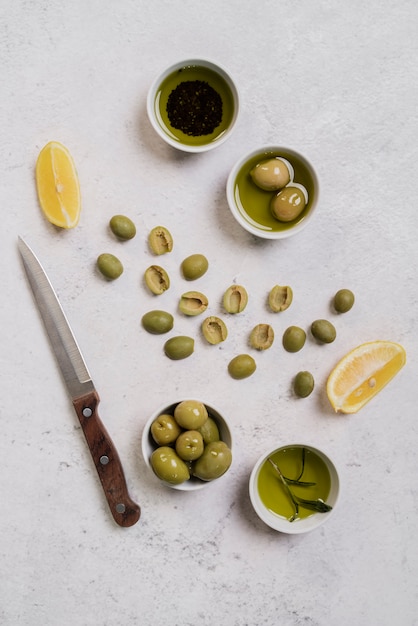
[
  {"left": 226, "top": 146, "right": 319, "bottom": 239},
  {"left": 142, "top": 399, "right": 233, "bottom": 491},
  {"left": 249, "top": 444, "right": 340, "bottom": 533},
  {"left": 146, "top": 58, "right": 239, "bottom": 153}
]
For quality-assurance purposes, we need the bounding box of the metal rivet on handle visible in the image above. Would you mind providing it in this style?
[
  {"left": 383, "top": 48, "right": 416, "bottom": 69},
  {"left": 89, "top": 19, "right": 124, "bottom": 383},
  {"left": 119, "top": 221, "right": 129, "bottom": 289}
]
[
  {"left": 100, "top": 455, "right": 109, "bottom": 465},
  {"left": 116, "top": 503, "right": 126, "bottom": 514},
  {"left": 82, "top": 407, "right": 93, "bottom": 417}
]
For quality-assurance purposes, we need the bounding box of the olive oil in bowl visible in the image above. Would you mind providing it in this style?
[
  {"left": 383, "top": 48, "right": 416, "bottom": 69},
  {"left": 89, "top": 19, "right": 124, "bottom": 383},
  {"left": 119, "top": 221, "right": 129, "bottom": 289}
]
[
  {"left": 227, "top": 146, "right": 319, "bottom": 239},
  {"left": 249, "top": 444, "right": 339, "bottom": 533},
  {"left": 147, "top": 59, "right": 239, "bottom": 152}
]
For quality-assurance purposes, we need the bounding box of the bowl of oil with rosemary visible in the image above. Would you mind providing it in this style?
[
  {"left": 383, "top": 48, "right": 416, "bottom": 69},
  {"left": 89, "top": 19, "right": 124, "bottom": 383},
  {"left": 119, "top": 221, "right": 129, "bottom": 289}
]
[
  {"left": 147, "top": 58, "right": 239, "bottom": 153},
  {"left": 249, "top": 444, "right": 340, "bottom": 533},
  {"left": 226, "top": 146, "right": 319, "bottom": 239}
]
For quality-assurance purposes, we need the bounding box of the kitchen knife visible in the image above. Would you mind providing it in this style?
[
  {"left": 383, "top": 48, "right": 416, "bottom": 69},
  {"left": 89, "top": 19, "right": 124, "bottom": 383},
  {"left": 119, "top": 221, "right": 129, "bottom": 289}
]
[{"left": 18, "top": 236, "right": 141, "bottom": 527}]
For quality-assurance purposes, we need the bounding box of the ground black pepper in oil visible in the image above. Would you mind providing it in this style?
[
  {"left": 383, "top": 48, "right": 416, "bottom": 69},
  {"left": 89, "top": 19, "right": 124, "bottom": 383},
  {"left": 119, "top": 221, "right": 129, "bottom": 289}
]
[{"left": 166, "top": 80, "right": 223, "bottom": 136}]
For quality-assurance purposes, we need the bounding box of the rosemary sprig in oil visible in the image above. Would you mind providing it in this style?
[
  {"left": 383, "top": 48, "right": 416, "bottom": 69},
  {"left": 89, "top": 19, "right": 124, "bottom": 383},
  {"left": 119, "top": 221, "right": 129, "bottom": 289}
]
[{"left": 268, "top": 452, "right": 332, "bottom": 522}]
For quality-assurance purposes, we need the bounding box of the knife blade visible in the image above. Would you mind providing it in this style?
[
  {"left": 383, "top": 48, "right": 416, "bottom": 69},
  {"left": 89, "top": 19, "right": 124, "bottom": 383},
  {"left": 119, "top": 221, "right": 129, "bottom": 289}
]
[{"left": 18, "top": 236, "right": 140, "bottom": 527}]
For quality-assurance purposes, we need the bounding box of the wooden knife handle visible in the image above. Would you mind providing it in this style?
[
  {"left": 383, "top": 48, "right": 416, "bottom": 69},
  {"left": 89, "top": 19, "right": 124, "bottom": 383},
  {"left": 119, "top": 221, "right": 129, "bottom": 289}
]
[{"left": 72, "top": 390, "right": 141, "bottom": 527}]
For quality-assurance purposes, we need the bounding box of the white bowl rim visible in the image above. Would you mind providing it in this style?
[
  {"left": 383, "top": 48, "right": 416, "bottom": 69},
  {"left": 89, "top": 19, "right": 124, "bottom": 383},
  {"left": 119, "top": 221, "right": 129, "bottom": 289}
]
[
  {"left": 146, "top": 57, "right": 240, "bottom": 153},
  {"left": 142, "top": 398, "right": 233, "bottom": 491},
  {"left": 249, "top": 443, "right": 340, "bottom": 534},
  {"left": 226, "top": 145, "right": 319, "bottom": 239}
]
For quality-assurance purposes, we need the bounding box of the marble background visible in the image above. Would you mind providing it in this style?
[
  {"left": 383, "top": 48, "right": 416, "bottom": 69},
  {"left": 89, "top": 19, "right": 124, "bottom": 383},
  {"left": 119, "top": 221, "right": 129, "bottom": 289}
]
[{"left": 1, "top": 1, "right": 418, "bottom": 624}]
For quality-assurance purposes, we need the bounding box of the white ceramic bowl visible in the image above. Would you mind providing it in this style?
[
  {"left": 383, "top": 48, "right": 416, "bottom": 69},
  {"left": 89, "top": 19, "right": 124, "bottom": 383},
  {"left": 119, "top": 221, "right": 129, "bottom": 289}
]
[
  {"left": 249, "top": 443, "right": 340, "bottom": 533},
  {"left": 142, "top": 399, "right": 233, "bottom": 491},
  {"left": 226, "top": 146, "right": 319, "bottom": 239},
  {"left": 147, "top": 58, "right": 239, "bottom": 153}
]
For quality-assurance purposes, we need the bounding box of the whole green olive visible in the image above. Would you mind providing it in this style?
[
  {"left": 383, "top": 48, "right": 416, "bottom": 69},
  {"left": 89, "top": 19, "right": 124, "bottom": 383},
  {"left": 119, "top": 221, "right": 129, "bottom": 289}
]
[
  {"left": 181, "top": 254, "right": 209, "bottom": 280},
  {"left": 293, "top": 371, "right": 315, "bottom": 398},
  {"left": 334, "top": 289, "right": 355, "bottom": 313},
  {"left": 150, "top": 414, "right": 182, "bottom": 445},
  {"left": 192, "top": 441, "right": 232, "bottom": 481},
  {"left": 142, "top": 310, "right": 174, "bottom": 334},
  {"left": 97, "top": 253, "right": 124, "bottom": 280},
  {"left": 150, "top": 446, "right": 190, "bottom": 484},
  {"left": 197, "top": 417, "right": 220, "bottom": 444},
  {"left": 164, "top": 336, "right": 194, "bottom": 360},
  {"left": 270, "top": 185, "right": 307, "bottom": 222},
  {"left": 109, "top": 214, "right": 136, "bottom": 240},
  {"left": 228, "top": 354, "right": 256, "bottom": 379},
  {"left": 175, "top": 430, "right": 204, "bottom": 461},
  {"left": 250, "top": 158, "right": 291, "bottom": 191},
  {"left": 311, "top": 319, "right": 336, "bottom": 343},
  {"left": 174, "top": 400, "right": 208, "bottom": 429},
  {"left": 282, "top": 326, "right": 306, "bottom": 352}
]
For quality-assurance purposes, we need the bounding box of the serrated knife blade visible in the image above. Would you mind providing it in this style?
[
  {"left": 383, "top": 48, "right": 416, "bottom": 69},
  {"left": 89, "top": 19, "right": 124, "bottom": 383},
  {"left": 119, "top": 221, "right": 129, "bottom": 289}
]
[{"left": 18, "top": 236, "right": 140, "bottom": 527}]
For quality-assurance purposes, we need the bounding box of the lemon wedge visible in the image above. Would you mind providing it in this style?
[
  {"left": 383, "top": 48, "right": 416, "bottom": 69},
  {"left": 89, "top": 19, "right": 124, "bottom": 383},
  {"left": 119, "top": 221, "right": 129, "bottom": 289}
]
[
  {"left": 35, "top": 141, "right": 81, "bottom": 229},
  {"left": 326, "top": 341, "right": 406, "bottom": 414}
]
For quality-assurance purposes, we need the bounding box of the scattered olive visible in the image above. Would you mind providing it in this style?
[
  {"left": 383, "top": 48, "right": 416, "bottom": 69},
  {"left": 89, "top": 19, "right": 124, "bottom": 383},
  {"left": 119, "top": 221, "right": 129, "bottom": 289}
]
[
  {"left": 250, "top": 158, "right": 291, "bottom": 191},
  {"left": 174, "top": 400, "right": 208, "bottom": 429},
  {"left": 148, "top": 226, "right": 173, "bottom": 255},
  {"left": 270, "top": 185, "right": 307, "bottom": 222},
  {"left": 109, "top": 214, "right": 136, "bottom": 240},
  {"left": 293, "top": 371, "right": 315, "bottom": 398},
  {"left": 179, "top": 291, "right": 208, "bottom": 316},
  {"left": 97, "top": 253, "right": 124, "bottom": 280},
  {"left": 150, "top": 414, "right": 182, "bottom": 445},
  {"left": 334, "top": 289, "right": 355, "bottom": 313},
  {"left": 228, "top": 354, "right": 256, "bottom": 379},
  {"left": 311, "top": 319, "right": 336, "bottom": 343},
  {"left": 181, "top": 254, "right": 209, "bottom": 280},
  {"left": 175, "top": 430, "right": 204, "bottom": 461},
  {"left": 164, "top": 336, "right": 194, "bottom": 360},
  {"left": 223, "top": 285, "right": 248, "bottom": 314},
  {"left": 201, "top": 316, "right": 228, "bottom": 345},
  {"left": 249, "top": 324, "right": 274, "bottom": 350},
  {"left": 268, "top": 285, "right": 293, "bottom": 312},
  {"left": 150, "top": 446, "right": 190, "bottom": 484},
  {"left": 144, "top": 265, "right": 170, "bottom": 295},
  {"left": 192, "top": 441, "right": 232, "bottom": 481},
  {"left": 282, "top": 326, "right": 306, "bottom": 352},
  {"left": 142, "top": 310, "right": 174, "bottom": 334}
]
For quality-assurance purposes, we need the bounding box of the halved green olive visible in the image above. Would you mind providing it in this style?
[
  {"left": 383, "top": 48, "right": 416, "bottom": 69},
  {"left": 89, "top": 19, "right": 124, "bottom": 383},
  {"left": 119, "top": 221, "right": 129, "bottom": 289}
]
[
  {"left": 249, "top": 324, "right": 274, "bottom": 350},
  {"left": 268, "top": 285, "right": 293, "bottom": 312},
  {"left": 144, "top": 265, "right": 170, "bottom": 295},
  {"left": 201, "top": 316, "right": 228, "bottom": 344},
  {"left": 223, "top": 285, "right": 248, "bottom": 314},
  {"left": 179, "top": 291, "right": 208, "bottom": 316},
  {"left": 148, "top": 226, "right": 173, "bottom": 255}
]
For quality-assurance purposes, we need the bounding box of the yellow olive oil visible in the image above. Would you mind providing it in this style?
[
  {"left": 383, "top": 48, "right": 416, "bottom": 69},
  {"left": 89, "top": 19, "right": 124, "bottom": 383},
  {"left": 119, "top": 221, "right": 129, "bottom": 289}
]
[
  {"left": 234, "top": 150, "right": 317, "bottom": 233},
  {"left": 155, "top": 65, "right": 235, "bottom": 146},
  {"left": 257, "top": 446, "right": 331, "bottom": 521}
]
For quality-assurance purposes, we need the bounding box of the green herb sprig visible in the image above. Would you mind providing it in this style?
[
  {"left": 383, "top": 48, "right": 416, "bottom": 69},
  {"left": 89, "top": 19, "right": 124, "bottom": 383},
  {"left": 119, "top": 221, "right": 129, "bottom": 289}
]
[{"left": 268, "top": 452, "right": 332, "bottom": 523}]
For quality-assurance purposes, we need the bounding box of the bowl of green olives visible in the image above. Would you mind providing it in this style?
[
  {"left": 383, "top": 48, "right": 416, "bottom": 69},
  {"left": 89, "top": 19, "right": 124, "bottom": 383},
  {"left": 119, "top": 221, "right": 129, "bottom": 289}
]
[
  {"left": 142, "top": 399, "right": 233, "bottom": 490},
  {"left": 249, "top": 443, "right": 340, "bottom": 533},
  {"left": 147, "top": 58, "right": 239, "bottom": 153},
  {"left": 226, "top": 146, "right": 319, "bottom": 239}
]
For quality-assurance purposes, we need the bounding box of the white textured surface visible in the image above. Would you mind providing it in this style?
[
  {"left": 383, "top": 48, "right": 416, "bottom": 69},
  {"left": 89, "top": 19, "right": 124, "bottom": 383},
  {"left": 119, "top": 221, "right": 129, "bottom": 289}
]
[{"left": 1, "top": 1, "right": 418, "bottom": 625}]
